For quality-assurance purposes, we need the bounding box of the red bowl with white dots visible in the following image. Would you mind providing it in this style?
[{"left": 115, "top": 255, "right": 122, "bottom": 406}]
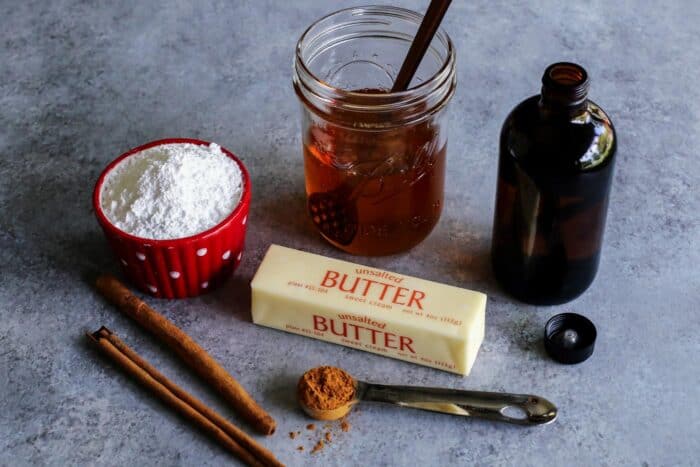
[{"left": 92, "top": 138, "right": 251, "bottom": 298}]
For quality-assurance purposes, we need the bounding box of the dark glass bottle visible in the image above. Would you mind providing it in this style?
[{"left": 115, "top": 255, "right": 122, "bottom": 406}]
[{"left": 491, "top": 62, "right": 616, "bottom": 305}]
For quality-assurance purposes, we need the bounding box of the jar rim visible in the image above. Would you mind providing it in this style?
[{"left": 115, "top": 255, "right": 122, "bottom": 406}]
[{"left": 293, "top": 5, "right": 456, "bottom": 124}]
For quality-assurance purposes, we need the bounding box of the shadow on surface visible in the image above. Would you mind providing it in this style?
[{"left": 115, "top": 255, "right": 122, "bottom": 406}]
[
  {"left": 251, "top": 177, "right": 317, "bottom": 247},
  {"left": 420, "top": 214, "right": 501, "bottom": 297},
  {"left": 263, "top": 372, "right": 300, "bottom": 413},
  {"left": 204, "top": 272, "right": 255, "bottom": 323}
]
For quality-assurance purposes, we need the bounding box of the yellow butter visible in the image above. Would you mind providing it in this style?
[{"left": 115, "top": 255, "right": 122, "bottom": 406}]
[{"left": 250, "top": 244, "right": 486, "bottom": 375}]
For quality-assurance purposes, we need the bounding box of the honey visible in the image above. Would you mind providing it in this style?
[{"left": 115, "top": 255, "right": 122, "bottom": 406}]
[{"left": 303, "top": 91, "right": 446, "bottom": 255}]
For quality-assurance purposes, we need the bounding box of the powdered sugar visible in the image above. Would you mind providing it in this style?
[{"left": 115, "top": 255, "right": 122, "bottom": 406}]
[{"left": 100, "top": 142, "right": 244, "bottom": 240}]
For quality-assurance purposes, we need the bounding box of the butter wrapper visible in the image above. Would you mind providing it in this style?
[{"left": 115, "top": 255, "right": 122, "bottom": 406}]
[{"left": 250, "top": 244, "right": 486, "bottom": 375}]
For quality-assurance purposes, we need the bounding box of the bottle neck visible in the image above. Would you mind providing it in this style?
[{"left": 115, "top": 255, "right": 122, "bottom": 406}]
[{"left": 539, "top": 62, "right": 590, "bottom": 117}]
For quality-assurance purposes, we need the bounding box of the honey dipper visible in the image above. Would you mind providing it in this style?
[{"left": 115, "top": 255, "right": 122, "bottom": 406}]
[{"left": 308, "top": 156, "right": 395, "bottom": 246}]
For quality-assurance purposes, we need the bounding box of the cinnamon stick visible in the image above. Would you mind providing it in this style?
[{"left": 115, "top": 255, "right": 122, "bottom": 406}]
[
  {"left": 90, "top": 327, "right": 284, "bottom": 467},
  {"left": 95, "top": 274, "right": 276, "bottom": 435},
  {"left": 87, "top": 328, "right": 275, "bottom": 467}
]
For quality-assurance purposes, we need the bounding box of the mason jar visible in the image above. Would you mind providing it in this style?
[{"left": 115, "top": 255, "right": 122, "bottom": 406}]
[{"left": 293, "top": 6, "right": 456, "bottom": 256}]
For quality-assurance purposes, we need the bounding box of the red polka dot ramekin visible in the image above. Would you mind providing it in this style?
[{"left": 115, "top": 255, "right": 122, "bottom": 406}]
[{"left": 92, "top": 138, "right": 251, "bottom": 299}]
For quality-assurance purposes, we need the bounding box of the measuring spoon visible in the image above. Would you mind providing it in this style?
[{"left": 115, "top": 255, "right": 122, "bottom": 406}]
[{"left": 299, "top": 372, "right": 557, "bottom": 426}]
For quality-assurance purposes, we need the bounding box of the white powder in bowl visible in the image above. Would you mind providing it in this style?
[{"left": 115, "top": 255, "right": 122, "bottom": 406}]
[{"left": 100, "top": 142, "right": 244, "bottom": 240}]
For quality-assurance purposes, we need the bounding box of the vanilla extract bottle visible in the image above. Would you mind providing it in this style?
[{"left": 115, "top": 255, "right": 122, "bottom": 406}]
[{"left": 491, "top": 62, "right": 617, "bottom": 305}]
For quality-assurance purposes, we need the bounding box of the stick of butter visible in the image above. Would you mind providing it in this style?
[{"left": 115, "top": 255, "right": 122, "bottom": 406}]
[{"left": 250, "top": 245, "right": 486, "bottom": 375}]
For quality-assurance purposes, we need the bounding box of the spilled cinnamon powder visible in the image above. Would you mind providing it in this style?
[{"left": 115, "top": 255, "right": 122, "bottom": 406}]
[
  {"left": 292, "top": 415, "right": 352, "bottom": 456},
  {"left": 312, "top": 440, "right": 325, "bottom": 454}
]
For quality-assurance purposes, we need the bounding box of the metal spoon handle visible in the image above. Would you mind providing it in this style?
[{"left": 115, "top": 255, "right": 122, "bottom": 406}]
[{"left": 359, "top": 383, "right": 557, "bottom": 426}]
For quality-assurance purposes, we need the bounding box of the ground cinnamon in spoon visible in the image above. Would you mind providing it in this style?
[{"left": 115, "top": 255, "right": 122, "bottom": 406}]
[{"left": 297, "top": 366, "right": 355, "bottom": 411}]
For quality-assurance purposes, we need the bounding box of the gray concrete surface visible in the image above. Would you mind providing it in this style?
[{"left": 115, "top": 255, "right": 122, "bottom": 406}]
[{"left": 1, "top": 1, "right": 699, "bottom": 466}]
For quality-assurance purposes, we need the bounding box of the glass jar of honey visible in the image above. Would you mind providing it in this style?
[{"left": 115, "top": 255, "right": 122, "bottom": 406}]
[{"left": 293, "top": 6, "right": 456, "bottom": 256}]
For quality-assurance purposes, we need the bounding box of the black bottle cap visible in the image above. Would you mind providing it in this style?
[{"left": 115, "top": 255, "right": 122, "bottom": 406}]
[{"left": 544, "top": 313, "right": 596, "bottom": 364}]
